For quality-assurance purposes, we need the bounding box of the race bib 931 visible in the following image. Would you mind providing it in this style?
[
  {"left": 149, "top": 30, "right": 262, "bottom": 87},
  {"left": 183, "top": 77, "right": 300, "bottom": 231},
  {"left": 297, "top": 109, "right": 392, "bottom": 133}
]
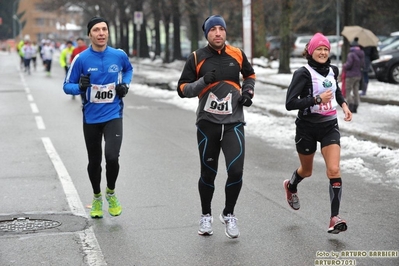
[{"left": 203, "top": 92, "right": 233, "bottom": 115}]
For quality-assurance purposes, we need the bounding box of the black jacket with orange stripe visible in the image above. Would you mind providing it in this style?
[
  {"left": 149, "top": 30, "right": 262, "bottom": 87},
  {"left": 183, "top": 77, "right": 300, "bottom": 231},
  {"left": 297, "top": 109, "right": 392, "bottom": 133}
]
[{"left": 177, "top": 44, "right": 256, "bottom": 125}]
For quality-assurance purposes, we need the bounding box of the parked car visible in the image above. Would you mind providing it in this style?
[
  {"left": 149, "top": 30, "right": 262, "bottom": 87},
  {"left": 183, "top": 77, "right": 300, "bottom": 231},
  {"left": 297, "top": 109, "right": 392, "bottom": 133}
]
[
  {"left": 291, "top": 35, "right": 312, "bottom": 57},
  {"left": 371, "top": 47, "right": 399, "bottom": 84},
  {"left": 378, "top": 31, "right": 399, "bottom": 51},
  {"left": 265, "top": 36, "right": 294, "bottom": 60},
  {"left": 380, "top": 39, "right": 399, "bottom": 52},
  {"left": 265, "top": 36, "right": 281, "bottom": 60}
]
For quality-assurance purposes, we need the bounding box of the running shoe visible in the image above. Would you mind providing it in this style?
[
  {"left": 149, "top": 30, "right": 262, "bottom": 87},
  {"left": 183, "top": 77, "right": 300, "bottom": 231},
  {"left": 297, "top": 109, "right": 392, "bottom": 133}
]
[
  {"left": 106, "top": 193, "right": 122, "bottom": 216},
  {"left": 283, "top": 179, "right": 300, "bottom": 210},
  {"left": 219, "top": 213, "right": 240, "bottom": 239},
  {"left": 90, "top": 197, "right": 103, "bottom": 218},
  {"left": 198, "top": 214, "right": 213, "bottom": 236},
  {"left": 328, "top": 216, "right": 347, "bottom": 234}
]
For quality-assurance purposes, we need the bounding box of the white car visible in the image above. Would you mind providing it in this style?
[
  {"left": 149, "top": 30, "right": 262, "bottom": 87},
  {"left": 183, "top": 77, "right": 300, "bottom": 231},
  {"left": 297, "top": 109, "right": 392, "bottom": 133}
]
[
  {"left": 291, "top": 35, "right": 312, "bottom": 57},
  {"left": 326, "top": 35, "right": 343, "bottom": 60}
]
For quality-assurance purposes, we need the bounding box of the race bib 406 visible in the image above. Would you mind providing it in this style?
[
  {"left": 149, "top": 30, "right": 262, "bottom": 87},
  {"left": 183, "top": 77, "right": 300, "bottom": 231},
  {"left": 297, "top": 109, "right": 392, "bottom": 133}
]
[{"left": 89, "top": 82, "right": 116, "bottom": 103}]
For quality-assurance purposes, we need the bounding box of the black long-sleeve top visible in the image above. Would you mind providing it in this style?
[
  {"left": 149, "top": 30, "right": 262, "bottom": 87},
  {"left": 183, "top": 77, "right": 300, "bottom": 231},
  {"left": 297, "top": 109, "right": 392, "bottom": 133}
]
[{"left": 285, "top": 58, "right": 346, "bottom": 123}]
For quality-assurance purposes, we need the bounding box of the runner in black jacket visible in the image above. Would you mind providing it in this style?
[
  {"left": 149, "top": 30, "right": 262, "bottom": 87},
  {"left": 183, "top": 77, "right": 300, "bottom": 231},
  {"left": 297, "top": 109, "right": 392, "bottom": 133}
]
[
  {"left": 177, "top": 15, "right": 255, "bottom": 239},
  {"left": 284, "top": 32, "right": 352, "bottom": 234}
]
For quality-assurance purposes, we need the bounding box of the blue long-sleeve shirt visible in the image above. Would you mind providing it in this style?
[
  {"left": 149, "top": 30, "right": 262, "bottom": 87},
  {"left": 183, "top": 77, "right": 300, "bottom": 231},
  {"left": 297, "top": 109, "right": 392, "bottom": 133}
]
[{"left": 63, "top": 46, "right": 133, "bottom": 124}]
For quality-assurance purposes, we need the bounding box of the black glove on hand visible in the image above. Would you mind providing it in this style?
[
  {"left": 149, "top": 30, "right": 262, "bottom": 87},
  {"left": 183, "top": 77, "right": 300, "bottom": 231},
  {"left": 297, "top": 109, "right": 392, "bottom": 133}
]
[
  {"left": 79, "top": 73, "right": 91, "bottom": 91},
  {"left": 239, "top": 92, "right": 253, "bottom": 107},
  {"left": 115, "top": 83, "right": 129, "bottom": 98},
  {"left": 203, "top": 70, "right": 216, "bottom": 84}
]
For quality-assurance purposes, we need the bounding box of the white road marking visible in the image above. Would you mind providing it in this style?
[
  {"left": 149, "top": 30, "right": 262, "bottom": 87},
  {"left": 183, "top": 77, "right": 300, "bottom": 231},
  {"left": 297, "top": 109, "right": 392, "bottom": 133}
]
[
  {"left": 30, "top": 102, "right": 39, "bottom": 113},
  {"left": 41, "top": 137, "right": 107, "bottom": 266},
  {"left": 35, "top": 116, "right": 45, "bottom": 130}
]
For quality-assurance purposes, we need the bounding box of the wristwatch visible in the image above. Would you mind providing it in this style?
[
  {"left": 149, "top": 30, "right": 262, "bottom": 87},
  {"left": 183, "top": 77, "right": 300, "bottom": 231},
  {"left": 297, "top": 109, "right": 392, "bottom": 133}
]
[{"left": 315, "top": 95, "right": 322, "bottom": 104}]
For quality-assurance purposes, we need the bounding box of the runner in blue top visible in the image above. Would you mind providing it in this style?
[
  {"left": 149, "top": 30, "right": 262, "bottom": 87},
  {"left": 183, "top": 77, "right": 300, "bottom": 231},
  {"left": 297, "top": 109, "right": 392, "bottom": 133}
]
[{"left": 63, "top": 17, "right": 133, "bottom": 219}]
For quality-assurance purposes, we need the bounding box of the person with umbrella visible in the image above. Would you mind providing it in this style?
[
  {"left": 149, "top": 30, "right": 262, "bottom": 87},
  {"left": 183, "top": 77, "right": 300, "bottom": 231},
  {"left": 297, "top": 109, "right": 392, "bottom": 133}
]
[
  {"left": 341, "top": 26, "right": 379, "bottom": 97},
  {"left": 343, "top": 37, "right": 365, "bottom": 113},
  {"left": 361, "top": 45, "right": 379, "bottom": 96}
]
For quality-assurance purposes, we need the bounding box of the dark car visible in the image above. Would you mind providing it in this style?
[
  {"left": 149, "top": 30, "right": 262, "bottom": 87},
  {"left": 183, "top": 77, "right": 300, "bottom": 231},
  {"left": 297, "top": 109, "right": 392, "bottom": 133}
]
[
  {"left": 265, "top": 35, "right": 295, "bottom": 60},
  {"left": 265, "top": 36, "right": 281, "bottom": 60},
  {"left": 371, "top": 48, "right": 399, "bottom": 84}
]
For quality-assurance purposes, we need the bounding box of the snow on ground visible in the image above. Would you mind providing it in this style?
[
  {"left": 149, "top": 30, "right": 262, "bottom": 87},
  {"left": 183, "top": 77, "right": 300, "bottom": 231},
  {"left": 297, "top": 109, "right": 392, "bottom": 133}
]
[{"left": 131, "top": 57, "right": 399, "bottom": 189}]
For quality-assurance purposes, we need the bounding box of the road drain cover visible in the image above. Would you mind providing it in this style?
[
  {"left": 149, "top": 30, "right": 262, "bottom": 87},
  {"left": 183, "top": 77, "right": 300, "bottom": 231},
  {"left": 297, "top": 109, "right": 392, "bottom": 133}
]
[{"left": 0, "top": 217, "right": 62, "bottom": 232}]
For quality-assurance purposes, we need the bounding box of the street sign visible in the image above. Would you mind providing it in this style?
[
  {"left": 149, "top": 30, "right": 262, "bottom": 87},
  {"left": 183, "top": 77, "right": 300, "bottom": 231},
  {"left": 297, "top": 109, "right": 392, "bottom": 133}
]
[{"left": 134, "top": 11, "right": 143, "bottom": 26}]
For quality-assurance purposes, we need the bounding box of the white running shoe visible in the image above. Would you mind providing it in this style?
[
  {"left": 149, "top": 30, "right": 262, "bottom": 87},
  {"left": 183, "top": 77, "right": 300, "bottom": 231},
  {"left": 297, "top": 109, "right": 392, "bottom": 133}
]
[{"left": 219, "top": 213, "right": 240, "bottom": 239}]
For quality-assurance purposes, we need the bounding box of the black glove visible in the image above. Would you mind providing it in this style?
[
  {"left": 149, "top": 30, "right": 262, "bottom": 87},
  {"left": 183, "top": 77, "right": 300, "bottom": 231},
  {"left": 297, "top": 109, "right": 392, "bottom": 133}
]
[
  {"left": 203, "top": 70, "right": 216, "bottom": 84},
  {"left": 238, "top": 92, "right": 253, "bottom": 107},
  {"left": 115, "top": 83, "right": 129, "bottom": 98},
  {"left": 79, "top": 73, "right": 91, "bottom": 91}
]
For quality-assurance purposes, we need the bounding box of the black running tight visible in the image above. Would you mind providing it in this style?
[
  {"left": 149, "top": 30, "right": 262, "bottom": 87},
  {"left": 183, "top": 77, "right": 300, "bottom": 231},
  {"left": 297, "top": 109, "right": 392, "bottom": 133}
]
[
  {"left": 196, "top": 120, "right": 245, "bottom": 215},
  {"left": 83, "top": 118, "right": 123, "bottom": 194}
]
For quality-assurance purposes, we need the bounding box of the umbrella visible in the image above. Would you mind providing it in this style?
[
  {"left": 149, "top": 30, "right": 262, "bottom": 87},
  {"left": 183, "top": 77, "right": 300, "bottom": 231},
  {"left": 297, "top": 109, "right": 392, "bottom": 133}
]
[{"left": 341, "top": 25, "right": 379, "bottom": 47}]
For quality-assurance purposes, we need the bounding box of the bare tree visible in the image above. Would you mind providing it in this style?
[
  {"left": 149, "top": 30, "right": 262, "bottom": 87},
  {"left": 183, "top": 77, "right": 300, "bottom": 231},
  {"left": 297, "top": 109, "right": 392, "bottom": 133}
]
[
  {"left": 161, "top": 0, "right": 172, "bottom": 62},
  {"left": 171, "top": 0, "right": 182, "bottom": 60},
  {"left": 25, "top": 0, "right": 399, "bottom": 64},
  {"left": 149, "top": 0, "right": 162, "bottom": 59},
  {"left": 184, "top": 0, "right": 201, "bottom": 52},
  {"left": 252, "top": 0, "right": 267, "bottom": 58},
  {"left": 278, "top": 0, "right": 293, "bottom": 74},
  {"left": 341, "top": 0, "right": 355, "bottom": 63}
]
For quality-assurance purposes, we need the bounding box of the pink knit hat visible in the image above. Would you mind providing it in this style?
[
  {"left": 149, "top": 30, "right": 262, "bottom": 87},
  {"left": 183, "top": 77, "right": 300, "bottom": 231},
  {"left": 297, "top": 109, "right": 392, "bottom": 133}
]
[{"left": 307, "top": 33, "right": 330, "bottom": 55}]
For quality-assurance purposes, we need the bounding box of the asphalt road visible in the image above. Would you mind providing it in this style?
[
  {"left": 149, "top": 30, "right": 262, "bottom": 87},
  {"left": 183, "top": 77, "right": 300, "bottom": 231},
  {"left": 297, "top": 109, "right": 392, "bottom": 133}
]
[{"left": 0, "top": 51, "right": 398, "bottom": 266}]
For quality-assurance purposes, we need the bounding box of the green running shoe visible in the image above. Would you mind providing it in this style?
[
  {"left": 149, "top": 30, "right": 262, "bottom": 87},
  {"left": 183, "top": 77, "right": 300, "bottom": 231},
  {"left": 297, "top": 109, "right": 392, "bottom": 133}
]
[
  {"left": 90, "top": 197, "right": 103, "bottom": 218},
  {"left": 106, "top": 193, "right": 122, "bottom": 216}
]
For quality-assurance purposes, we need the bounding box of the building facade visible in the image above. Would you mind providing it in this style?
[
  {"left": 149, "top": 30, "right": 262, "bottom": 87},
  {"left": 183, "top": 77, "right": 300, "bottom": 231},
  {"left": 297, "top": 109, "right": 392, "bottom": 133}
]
[{"left": 16, "top": 0, "right": 84, "bottom": 44}]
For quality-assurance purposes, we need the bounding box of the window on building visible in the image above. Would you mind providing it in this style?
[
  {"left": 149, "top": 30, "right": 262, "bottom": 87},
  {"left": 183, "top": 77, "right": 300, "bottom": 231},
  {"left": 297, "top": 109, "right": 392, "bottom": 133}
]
[{"left": 36, "top": 18, "right": 45, "bottom": 26}]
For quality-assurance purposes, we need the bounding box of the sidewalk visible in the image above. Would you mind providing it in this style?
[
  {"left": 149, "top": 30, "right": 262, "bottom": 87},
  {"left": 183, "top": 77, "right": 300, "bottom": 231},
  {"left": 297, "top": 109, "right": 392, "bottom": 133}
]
[{"left": 132, "top": 57, "right": 399, "bottom": 149}]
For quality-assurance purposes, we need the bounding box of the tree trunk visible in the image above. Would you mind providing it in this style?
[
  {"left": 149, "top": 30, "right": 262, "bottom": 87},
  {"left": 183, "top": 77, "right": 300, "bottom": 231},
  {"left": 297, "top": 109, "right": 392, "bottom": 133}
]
[
  {"left": 139, "top": 17, "right": 150, "bottom": 58},
  {"left": 278, "top": 0, "right": 293, "bottom": 74},
  {"left": 252, "top": 0, "right": 267, "bottom": 58},
  {"left": 342, "top": 0, "right": 355, "bottom": 63},
  {"left": 172, "top": 0, "right": 182, "bottom": 60},
  {"left": 185, "top": 0, "right": 200, "bottom": 51},
  {"left": 162, "top": 0, "right": 172, "bottom": 63},
  {"left": 151, "top": 0, "right": 162, "bottom": 59}
]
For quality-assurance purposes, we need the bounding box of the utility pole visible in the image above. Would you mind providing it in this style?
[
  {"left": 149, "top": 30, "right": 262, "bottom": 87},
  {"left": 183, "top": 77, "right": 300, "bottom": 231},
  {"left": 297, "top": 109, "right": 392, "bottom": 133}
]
[
  {"left": 242, "top": 0, "right": 252, "bottom": 64},
  {"left": 336, "top": 0, "right": 340, "bottom": 65},
  {"left": 13, "top": 0, "right": 20, "bottom": 39},
  {"left": 13, "top": 15, "right": 22, "bottom": 40}
]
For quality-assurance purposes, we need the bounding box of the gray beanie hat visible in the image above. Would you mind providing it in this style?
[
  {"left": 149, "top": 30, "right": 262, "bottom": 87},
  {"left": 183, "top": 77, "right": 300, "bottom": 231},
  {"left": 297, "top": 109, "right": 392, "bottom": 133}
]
[{"left": 202, "top": 15, "right": 227, "bottom": 39}]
